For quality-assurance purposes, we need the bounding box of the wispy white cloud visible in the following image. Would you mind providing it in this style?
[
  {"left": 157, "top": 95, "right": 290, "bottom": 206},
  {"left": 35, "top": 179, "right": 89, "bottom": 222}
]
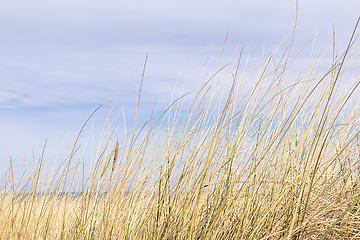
[{"left": 1, "top": 0, "right": 360, "bottom": 161}]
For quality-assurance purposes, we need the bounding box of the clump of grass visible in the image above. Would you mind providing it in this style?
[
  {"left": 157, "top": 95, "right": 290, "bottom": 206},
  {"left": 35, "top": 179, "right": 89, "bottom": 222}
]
[{"left": 2, "top": 21, "right": 360, "bottom": 239}]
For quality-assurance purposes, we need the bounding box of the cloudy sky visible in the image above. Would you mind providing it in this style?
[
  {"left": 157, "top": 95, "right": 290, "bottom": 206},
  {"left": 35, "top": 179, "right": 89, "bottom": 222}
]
[{"left": 1, "top": 0, "right": 360, "bottom": 172}]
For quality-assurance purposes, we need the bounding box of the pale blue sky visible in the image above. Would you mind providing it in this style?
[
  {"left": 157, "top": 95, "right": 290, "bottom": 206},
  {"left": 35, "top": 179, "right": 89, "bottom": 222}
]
[{"left": 1, "top": 0, "right": 360, "bottom": 171}]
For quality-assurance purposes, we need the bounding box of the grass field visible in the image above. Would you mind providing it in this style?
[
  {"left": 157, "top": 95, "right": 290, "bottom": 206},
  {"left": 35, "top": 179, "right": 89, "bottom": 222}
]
[{"left": 2, "top": 24, "right": 360, "bottom": 239}]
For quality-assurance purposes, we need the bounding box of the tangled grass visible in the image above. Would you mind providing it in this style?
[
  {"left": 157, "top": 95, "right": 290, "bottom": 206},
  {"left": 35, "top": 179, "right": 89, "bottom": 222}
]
[{"left": 2, "top": 21, "right": 360, "bottom": 239}]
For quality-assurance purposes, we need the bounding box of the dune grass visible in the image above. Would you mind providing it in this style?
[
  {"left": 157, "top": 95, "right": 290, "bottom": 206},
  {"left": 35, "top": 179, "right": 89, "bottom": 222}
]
[{"left": 2, "top": 24, "right": 360, "bottom": 239}]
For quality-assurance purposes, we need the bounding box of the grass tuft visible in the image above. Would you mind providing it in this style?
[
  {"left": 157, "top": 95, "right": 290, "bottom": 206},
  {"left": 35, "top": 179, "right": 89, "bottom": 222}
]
[{"left": 2, "top": 21, "right": 360, "bottom": 239}]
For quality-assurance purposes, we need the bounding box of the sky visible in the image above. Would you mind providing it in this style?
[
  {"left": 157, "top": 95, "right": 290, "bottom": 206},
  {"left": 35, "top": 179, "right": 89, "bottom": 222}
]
[{"left": 1, "top": 0, "right": 360, "bottom": 176}]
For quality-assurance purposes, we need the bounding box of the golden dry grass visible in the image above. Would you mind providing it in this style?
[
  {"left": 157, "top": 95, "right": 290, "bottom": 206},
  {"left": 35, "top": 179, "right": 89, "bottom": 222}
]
[{"left": 2, "top": 22, "right": 360, "bottom": 239}]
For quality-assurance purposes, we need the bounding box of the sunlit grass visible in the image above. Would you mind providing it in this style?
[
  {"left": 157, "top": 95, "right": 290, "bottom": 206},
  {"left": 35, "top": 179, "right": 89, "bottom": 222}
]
[{"left": 2, "top": 22, "right": 360, "bottom": 239}]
